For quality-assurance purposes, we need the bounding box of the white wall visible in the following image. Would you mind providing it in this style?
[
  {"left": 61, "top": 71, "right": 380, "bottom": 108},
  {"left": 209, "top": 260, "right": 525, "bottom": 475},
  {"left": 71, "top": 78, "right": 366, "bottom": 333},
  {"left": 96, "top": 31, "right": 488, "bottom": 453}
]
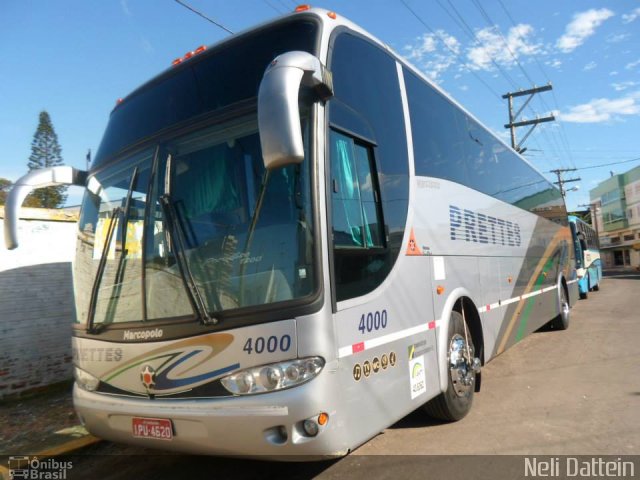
[{"left": 0, "top": 218, "right": 78, "bottom": 399}]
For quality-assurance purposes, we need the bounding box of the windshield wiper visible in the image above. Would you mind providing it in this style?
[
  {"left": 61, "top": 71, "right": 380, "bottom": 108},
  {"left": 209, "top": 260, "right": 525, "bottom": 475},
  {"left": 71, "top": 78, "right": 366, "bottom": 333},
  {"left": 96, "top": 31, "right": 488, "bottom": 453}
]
[
  {"left": 86, "top": 206, "right": 120, "bottom": 333},
  {"left": 160, "top": 194, "right": 218, "bottom": 325},
  {"left": 104, "top": 168, "right": 139, "bottom": 322}
]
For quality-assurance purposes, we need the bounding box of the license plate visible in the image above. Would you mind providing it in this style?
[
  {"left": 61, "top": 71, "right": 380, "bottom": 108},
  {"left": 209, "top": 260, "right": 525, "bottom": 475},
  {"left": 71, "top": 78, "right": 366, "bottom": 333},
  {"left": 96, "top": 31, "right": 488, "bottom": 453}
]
[{"left": 132, "top": 417, "right": 173, "bottom": 440}]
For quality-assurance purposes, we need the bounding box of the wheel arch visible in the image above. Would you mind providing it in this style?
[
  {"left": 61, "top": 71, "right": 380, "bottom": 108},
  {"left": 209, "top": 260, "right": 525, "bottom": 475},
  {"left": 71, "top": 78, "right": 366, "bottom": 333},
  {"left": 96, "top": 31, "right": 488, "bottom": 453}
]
[{"left": 436, "top": 288, "right": 484, "bottom": 393}]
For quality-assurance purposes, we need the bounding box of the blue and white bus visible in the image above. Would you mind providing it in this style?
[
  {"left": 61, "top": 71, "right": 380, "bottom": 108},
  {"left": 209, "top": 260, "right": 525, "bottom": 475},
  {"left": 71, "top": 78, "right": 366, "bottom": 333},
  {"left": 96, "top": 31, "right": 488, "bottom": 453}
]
[
  {"left": 569, "top": 215, "right": 602, "bottom": 299},
  {"left": 4, "top": 7, "right": 578, "bottom": 458}
]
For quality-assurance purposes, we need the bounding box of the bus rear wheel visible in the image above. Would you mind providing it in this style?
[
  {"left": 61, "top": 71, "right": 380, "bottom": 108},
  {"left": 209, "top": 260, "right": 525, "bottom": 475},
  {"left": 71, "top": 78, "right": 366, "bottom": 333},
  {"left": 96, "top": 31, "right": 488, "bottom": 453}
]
[{"left": 424, "top": 311, "right": 479, "bottom": 422}]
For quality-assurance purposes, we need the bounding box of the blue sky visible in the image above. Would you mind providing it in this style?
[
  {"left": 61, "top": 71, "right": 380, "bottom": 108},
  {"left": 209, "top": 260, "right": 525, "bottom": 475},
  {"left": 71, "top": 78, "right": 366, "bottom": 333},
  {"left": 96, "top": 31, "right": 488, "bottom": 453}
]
[{"left": 1, "top": 1, "right": 639, "bottom": 211}]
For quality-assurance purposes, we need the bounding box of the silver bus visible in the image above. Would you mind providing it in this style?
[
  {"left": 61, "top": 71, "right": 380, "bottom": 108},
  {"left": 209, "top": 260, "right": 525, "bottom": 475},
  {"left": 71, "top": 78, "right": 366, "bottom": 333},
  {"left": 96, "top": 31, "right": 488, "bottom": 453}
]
[{"left": 4, "top": 6, "right": 578, "bottom": 458}]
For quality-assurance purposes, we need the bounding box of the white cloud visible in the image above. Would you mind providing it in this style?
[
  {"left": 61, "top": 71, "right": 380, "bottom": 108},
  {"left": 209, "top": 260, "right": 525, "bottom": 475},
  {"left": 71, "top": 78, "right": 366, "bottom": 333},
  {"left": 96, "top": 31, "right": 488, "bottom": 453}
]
[
  {"left": 466, "top": 24, "right": 541, "bottom": 71},
  {"left": 611, "top": 81, "right": 638, "bottom": 91},
  {"left": 626, "top": 59, "right": 640, "bottom": 70},
  {"left": 556, "top": 8, "right": 614, "bottom": 53},
  {"left": 403, "top": 31, "right": 461, "bottom": 82},
  {"left": 606, "top": 33, "right": 630, "bottom": 43},
  {"left": 120, "top": 0, "right": 132, "bottom": 17},
  {"left": 610, "top": 70, "right": 619, "bottom": 76},
  {"left": 557, "top": 91, "right": 640, "bottom": 123},
  {"left": 622, "top": 7, "right": 640, "bottom": 24},
  {"left": 546, "top": 59, "right": 562, "bottom": 69},
  {"left": 583, "top": 61, "right": 597, "bottom": 71}
]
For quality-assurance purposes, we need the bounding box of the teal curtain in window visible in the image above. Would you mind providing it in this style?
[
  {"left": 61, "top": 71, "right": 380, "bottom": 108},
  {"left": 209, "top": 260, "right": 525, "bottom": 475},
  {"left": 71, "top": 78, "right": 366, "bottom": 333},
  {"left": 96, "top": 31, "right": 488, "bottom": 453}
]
[
  {"left": 332, "top": 133, "right": 374, "bottom": 247},
  {"left": 180, "top": 149, "right": 241, "bottom": 219}
]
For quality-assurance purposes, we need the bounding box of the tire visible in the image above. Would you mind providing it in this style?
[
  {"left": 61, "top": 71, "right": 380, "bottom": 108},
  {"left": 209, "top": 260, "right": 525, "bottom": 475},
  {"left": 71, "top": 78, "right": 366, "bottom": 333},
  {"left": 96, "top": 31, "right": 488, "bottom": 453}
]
[
  {"left": 579, "top": 274, "right": 589, "bottom": 299},
  {"left": 550, "top": 283, "right": 570, "bottom": 330},
  {"left": 593, "top": 281, "right": 600, "bottom": 292},
  {"left": 423, "top": 311, "right": 476, "bottom": 421}
]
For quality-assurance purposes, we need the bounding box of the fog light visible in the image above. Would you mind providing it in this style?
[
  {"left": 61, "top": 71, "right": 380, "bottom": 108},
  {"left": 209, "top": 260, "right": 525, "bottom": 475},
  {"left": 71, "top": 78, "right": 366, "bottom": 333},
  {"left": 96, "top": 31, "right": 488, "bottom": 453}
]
[{"left": 303, "top": 419, "right": 319, "bottom": 437}]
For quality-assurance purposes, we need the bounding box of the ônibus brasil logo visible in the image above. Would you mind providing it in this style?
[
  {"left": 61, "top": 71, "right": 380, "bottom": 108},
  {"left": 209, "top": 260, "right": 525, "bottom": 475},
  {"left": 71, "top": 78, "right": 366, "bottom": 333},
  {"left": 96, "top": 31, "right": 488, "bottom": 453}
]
[{"left": 8, "top": 456, "right": 72, "bottom": 479}]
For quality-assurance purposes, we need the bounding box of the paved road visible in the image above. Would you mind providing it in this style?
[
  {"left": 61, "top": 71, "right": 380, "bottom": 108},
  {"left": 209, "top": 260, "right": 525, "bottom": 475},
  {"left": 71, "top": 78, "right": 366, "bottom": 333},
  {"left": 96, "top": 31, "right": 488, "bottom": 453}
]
[{"left": 61, "top": 270, "right": 640, "bottom": 479}]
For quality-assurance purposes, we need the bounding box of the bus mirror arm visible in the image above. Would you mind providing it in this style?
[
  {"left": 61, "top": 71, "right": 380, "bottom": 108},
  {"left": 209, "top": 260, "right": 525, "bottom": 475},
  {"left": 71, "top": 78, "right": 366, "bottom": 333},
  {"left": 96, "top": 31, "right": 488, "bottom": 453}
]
[
  {"left": 3, "top": 166, "right": 88, "bottom": 250},
  {"left": 258, "top": 51, "right": 333, "bottom": 170}
]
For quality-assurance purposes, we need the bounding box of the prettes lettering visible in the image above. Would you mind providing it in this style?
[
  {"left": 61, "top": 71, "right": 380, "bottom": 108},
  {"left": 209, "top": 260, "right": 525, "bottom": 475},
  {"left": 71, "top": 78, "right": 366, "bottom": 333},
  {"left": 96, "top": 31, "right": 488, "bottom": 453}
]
[{"left": 449, "top": 205, "right": 521, "bottom": 246}]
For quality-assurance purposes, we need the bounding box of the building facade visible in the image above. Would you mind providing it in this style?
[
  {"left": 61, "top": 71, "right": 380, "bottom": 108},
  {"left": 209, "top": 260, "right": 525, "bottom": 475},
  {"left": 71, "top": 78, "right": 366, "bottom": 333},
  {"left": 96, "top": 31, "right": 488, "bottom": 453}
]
[{"left": 589, "top": 164, "right": 640, "bottom": 269}]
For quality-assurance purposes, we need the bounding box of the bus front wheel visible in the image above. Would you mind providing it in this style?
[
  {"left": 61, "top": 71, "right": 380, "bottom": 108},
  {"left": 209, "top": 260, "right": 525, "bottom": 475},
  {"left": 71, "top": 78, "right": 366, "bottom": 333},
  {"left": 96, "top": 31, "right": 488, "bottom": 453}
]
[{"left": 424, "top": 310, "right": 479, "bottom": 422}]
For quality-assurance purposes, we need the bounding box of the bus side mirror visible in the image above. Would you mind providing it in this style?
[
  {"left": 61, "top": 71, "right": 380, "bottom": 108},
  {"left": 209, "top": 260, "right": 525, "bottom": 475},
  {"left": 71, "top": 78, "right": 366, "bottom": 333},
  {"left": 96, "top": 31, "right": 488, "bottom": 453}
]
[
  {"left": 258, "top": 51, "right": 333, "bottom": 170},
  {"left": 3, "top": 166, "right": 88, "bottom": 250}
]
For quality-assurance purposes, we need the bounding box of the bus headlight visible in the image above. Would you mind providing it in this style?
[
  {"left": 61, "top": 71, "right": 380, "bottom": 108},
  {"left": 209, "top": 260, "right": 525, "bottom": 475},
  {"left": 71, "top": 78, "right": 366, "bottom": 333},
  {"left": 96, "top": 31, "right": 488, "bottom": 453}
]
[
  {"left": 220, "top": 357, "right": 324, "bottom": 395},
  {"left": 74, "top": 366, "right": 100, "bottom": 392}
]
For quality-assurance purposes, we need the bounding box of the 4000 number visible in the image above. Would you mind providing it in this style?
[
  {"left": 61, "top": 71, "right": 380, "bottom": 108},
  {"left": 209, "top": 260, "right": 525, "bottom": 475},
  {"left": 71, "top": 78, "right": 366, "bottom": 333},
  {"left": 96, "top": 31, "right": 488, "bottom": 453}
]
[
  {"left": 243, "top": 335, "right": 292, "bottom": 355},
  {"left": 358, "top": 310, "right": 388, "bottom": 334}
]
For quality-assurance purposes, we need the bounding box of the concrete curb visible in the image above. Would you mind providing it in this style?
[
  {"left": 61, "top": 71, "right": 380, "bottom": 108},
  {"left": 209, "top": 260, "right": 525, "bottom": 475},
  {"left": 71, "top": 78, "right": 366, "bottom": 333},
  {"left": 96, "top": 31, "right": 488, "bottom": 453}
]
[
  {"left": 31, "top": 434, "right": 102, "bottom": 458},
  {"left": 1, "top": 428, "right": 101, "bottom": 480},
  {"left": 3, "top": 426, "right": 102, "bottom": 459}
]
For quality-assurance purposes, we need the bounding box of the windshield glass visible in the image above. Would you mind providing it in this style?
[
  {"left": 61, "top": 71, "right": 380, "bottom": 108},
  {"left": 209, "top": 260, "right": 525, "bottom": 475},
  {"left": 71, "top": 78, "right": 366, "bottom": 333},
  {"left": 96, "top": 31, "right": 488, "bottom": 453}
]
[{"left": 74, "top": 114, "right": 315, "bottom": 326}]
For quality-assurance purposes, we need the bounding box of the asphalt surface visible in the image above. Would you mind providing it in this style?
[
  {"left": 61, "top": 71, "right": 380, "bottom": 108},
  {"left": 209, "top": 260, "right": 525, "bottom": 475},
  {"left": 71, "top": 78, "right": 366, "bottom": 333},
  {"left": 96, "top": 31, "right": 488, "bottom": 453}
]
[{"left": 2, "top": 269, "right": 638, "bottom": 480}]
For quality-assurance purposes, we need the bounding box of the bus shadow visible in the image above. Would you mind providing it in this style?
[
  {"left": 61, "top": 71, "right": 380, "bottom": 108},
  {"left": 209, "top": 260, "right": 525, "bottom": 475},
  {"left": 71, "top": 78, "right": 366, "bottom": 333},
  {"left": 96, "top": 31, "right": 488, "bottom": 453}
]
[
  {"left": 387, "top": 407, "right": 449, "bottom": 429},
  {"left": 177, "top": 456, "right": 340, "bottom": 480}
]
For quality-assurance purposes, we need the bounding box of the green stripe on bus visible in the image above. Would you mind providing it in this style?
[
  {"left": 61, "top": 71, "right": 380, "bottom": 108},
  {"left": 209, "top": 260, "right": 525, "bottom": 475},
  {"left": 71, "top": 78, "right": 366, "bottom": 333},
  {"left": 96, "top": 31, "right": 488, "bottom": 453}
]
[{"left": 515, "top": 256, "right": 557, "bottom": 342}]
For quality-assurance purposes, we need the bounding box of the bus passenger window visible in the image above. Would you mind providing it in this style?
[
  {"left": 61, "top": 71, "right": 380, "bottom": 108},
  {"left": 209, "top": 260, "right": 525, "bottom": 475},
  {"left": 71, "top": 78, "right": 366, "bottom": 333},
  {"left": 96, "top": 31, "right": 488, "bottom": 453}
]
[
  {"left": 330, "top": 129, "right": 384, "bottom": 249},
  {"left": 330, "top": 129, "right": 388, "bottom": 302}
]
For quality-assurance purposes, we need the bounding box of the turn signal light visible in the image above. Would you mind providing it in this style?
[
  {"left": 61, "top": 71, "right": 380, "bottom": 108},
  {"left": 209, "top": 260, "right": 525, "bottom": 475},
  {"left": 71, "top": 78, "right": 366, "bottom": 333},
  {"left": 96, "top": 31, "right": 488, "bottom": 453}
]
[
  {"left": 295, "top": 5, "right": 311, "bottom": 12},
  {"left": 318, "top": 412, "right": 329, "bottom": 426},
  {"left": 171, "top": 45, "right": 208, "bottom": 67}
]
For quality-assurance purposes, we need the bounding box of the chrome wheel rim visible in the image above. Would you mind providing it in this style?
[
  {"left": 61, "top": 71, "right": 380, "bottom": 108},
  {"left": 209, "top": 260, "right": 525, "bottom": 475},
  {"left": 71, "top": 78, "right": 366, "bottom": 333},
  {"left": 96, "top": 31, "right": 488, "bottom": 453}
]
[
  {"left": 560, "top": 286, "right": 570, "bottom": 322},
  {"left": 448, "top": 333, "right": 474, "bottom": 397}
]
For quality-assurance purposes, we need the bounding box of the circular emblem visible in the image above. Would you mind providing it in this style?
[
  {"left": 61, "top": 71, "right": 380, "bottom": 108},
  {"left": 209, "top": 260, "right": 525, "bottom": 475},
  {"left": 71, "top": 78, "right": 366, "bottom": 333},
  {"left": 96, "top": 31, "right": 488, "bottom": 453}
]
[
  {"left": 353, "top": 363, "right": 362, "bottom": 381},
  {"left": 372, "top": 357, "right": 380, "bottom": 374},
  {"left": 381, "top": 354, "right": 389, "bottom": 370},
  {"left": 140, "top": 365, "right": 156, "bottom": 390}
]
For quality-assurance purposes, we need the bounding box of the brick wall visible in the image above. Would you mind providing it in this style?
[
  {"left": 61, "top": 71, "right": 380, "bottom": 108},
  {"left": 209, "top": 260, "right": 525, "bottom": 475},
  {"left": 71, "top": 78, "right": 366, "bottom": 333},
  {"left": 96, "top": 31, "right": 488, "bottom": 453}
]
[{"left": 0, "top": 216, "right": 77, "bottom": 400}]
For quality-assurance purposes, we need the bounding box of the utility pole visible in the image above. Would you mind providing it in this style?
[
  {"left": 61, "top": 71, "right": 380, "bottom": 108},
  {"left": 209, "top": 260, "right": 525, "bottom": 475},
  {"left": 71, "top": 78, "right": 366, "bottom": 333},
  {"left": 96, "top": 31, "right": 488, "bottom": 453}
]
[
  {"left": 503, "top": 84, "right": 555, "bottom": 154},
  {"left": 550, "top": 168, "right": 581, "bottom": 199}
]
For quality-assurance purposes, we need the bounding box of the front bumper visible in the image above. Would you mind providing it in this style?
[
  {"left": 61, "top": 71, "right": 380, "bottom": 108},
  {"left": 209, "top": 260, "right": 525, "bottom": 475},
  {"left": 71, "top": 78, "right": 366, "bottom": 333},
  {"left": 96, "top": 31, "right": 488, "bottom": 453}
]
[{"left": 73, "top": 372, "right": 346, "bottom": 459}]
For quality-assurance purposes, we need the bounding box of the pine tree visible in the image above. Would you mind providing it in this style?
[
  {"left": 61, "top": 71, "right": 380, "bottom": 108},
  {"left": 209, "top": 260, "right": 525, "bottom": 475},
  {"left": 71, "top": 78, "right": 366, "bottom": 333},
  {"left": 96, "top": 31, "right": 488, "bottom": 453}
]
[{"left": 26, "top": 111, "right": 68, "bottom": 208}]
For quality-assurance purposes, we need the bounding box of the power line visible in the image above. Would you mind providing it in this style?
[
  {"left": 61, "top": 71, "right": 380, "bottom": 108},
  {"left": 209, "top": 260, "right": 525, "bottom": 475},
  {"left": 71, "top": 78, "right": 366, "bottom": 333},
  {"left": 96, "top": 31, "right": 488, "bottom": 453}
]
[
  {"left": 262, "top": 0, "right": 285, "bottom": 14},
  {"left": 399, "top": 0, "right": 503, "bottom": 102},
  {"left": 496, "top": 0, "right": 576, "bottom": 170},
  {"left": 438, "top": 0, "right": 570, "bottom": 168},
  {"left": 561, "top": 157, "right": 640, "bottom": 172},
  {"left": 470, "top": 0, "right": 535, "bottom": 85},
  {"left": 436, "top": 0, "right": 519, "bottom": 90},
  {"left": 173, "top": 0, "right": 234, "bottom": 34},
  {"left": 470, "top": 0, "right": 574, "bottom": 169}
]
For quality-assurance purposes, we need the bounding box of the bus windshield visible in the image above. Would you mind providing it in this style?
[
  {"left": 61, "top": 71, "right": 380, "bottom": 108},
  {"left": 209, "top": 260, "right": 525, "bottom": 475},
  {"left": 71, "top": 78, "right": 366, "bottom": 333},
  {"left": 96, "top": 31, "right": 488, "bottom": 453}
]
[{"left": 74, "top": 114, "right": 316, "bottom": 326}]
